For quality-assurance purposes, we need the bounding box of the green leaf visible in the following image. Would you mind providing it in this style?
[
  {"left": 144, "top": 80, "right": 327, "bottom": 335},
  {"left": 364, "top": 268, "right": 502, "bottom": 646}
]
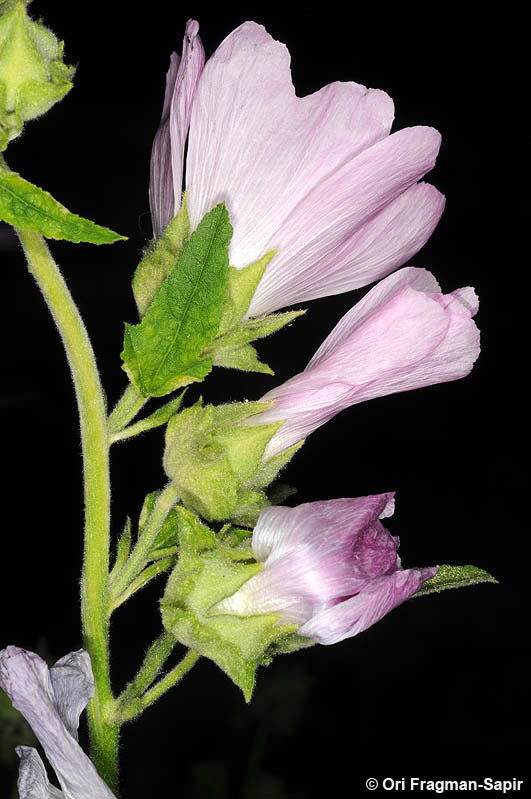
[
  {"left": 121, "top": 203, "right": 232, "bottom": 397},
  {"left": 0, "top": 168, "right": 126, "bottom": 242},
  {"left": 211, "top": 341, "right": 274, "bottom": 375},
  {"left": 161, "top": 506, "right": 296, "bottom": 701},
  {"left": 413, "top": 564, "right": 498, "bottom": 598},
  {"left": 133, "top": 196, "right": 190, "bottom": 316}
]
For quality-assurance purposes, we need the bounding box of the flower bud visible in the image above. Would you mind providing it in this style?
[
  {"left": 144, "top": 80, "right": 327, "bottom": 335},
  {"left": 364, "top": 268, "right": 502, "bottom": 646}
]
[{"left": 0, "top": 1, "right": 74, "bottom": 150}]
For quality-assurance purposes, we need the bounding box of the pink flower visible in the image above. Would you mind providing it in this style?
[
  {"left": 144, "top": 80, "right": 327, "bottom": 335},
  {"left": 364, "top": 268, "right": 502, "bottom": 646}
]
[
  {"left": 150, "top": 21, "right": 445, "bottom": 316},
  {"left": 214, "top": 494, "right": 437, "bottom": 644},
  {"left": 0, "top": 646, "right": 116, "bottom": 799},
  {"left": 246, "top": 267, "right": 480, "bottom": 459}
]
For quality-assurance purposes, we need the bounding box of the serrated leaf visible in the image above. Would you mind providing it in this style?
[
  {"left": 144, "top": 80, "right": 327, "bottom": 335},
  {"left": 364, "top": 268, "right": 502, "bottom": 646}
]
[
  {"left": 413, "top": 564, "right": 498, "bottom": 598},
  {"left": 161, "top": 507, "right": 295, "bottom": 701},
  {"left": 133, "top": 196, "right": 190, "bottom": 316},
  {"left": 121, "top": 203, "right": 231, "bottom": 397},
  {"left": 0, "top": 168, "right": 126, "bottom": 243}
]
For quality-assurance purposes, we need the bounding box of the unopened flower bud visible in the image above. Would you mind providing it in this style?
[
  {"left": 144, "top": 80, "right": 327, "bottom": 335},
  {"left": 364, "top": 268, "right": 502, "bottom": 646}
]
[{"left": 0, "top": 1, "right": 74, "bottom": 149}]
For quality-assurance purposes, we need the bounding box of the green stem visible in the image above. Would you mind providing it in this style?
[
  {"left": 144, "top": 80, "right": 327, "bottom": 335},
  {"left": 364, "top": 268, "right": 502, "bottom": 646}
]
[
  {"left": 16, "top": 229, "right": 119, "bottom": 792},
  {"left": 108, "top": 382, "right": 147, "bottom": 433},
  {"left": 110, "top": 482, "right": 180, "bottom": 602},
  {"left": 121, "top": 650, "right": 200, "bottom": 722}
]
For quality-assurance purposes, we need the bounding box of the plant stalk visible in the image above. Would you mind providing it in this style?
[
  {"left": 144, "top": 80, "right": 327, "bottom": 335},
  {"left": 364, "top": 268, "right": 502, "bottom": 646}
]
[{"left": 16, "top": 229, "right": 119, "bottom": 792}]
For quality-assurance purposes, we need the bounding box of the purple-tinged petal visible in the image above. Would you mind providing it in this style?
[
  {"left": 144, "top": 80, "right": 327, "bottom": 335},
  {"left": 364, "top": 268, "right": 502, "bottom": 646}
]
[
  {"left": 16, "top": 747, "right": 64, "bottom": 799},
  {"left": 150, "top": 20, "right": 204, "bottom": 238},
  {"left": 186, "top": 22, "right": 394, "bottom": 274},
  {"left": 214, "top": 495, "right": 400, "bottom": 625},
  {"left": 247, "top": 182, "right": 445, "bottom": 316},
  {"left": 299, "top": 566, "right": 439, "bottom": 645},
  {"left": 0, "top": 647, "right": 116, "bottom": 799}
]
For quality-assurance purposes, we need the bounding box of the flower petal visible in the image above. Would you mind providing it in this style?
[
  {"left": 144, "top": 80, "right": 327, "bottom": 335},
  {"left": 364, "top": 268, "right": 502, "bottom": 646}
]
[
  {"left": 248, "top": 128, "right": 441, "bottom": 315},
  {"left": 0, "top": 647, "right": 116, "bottom": 799},
  {"left": 48, "top": 650, "right": 94, "bottom": 741},
  {"left": 150, "top": 19, "right": 205, "bottom": 237},
  {"left": 299, "top": 566, "right": 438, "bottom": 644},
  {"left": 247, "top": 182, "right": 445, "bottom": 315},
  {"left": 16, "top": 747, "right": 64, "bottom": 799},
  {"left": 186, "top": 21, "right": 394, "bottom": 273}
]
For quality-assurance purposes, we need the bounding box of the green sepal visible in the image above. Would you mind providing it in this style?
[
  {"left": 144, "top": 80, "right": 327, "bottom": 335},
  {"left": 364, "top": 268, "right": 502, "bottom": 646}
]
[
  {"left": 217, "top": 251, "right": 275, "bottom": 336},
  {"left": 243, "top": 441, "right": 304, "bottom": 492},
  {"left": 229, "top": 488, "right": 270, "bottom": 527},
  {"left": 133, "top": 196, "right": 190, "bottom": 316},
  {"left": 138, "top": 490, "right": 181, "bottom": 556},
  {"left": 163, "top": 400, "right": 279, "bottom": 522},
  {"left": 0, "top": 168, "right": 126, "bottom": 242},
  {"left": 206, "top": 309, "right": 305, "bottom": 375},
  {"left": 109, "top": 517, "right": 132, "bottom": 580},
  {"left": 160, "top": 506, "right": 296, "bottom": 701},
  {"left": 0, "top": 2, "right": 74, "bottom": 149},
  {"left": 110, "top": 392, "right": 185, "bottom": 443},
  {"left": 121, "top": 203, "right": 231, "bottom": 397},
  {"left": 413, "top": 564, "right": 498, "bottom": 598}
]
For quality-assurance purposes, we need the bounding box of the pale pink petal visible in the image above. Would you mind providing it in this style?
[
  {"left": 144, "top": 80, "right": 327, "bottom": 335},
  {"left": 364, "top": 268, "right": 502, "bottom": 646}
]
[
  {"left": 299, "top": 567, "right": 438, "bottom": 644},
  {"left": 186, "top": 22, "right": 394, "bottom": 272},
  {"left": 247, "top": 127, "right": 441, "bottom": 315},
  {"left": 49, "top": 650, "right": 94, "bottom": 741},
  {"left": 150, "top": 20, "right": 205, "bottom": 237},
  {"left": 247, "top": 183, "right": 445, "bottom": 316},
  {"left": 16, "top": 747, "right": 64, "bottom": 799}
]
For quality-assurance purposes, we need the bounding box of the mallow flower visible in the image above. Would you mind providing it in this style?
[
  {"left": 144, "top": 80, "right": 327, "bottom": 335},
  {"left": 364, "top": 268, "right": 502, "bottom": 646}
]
[
  {"left": 214, "top": 493, "right": 437, "bottom": 644},
  {"left": 150, "top": 20, "right": 445, "bottom": 317},
  {"left": 0, "top": 646, "right": 116, "bottom": 799},
  {"left": 244, "top": 266, "right": 480, "bottom": 460}
]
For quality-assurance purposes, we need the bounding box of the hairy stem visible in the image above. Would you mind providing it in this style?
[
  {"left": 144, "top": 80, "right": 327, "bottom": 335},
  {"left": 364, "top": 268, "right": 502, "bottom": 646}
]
[
  {"left": 16, "top": 229, "right": 119, "bottom": 792},
  {"left": 121, "top": 650, "right": 200, "bottom": 722}
]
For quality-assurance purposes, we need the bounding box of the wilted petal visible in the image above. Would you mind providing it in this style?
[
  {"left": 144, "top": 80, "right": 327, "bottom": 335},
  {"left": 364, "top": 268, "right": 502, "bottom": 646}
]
[
  {"left": 150, "top": 19, "right": 205, "bottom": 237},
  {"left": 299, "top": 566, "right": 438, "bottom": 644},
  {"left": 48, "top": 650, "right": 94, "bottom": 741},
  {"left": 0, "top": 647, "right": 116, "bottom": 799},
  {"left": 16, "top": 747, "right": 64, "bottom": 799}
]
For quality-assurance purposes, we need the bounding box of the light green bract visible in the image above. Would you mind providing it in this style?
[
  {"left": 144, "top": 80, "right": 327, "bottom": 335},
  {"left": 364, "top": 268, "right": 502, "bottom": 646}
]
[
  {"left": 0, "top": 168, "right": 126, "bottom": 242},
  {"left": 163, "top": 399, "right": 302, "bottom": 523},
  {"left": 0, "top": 1, "right": 74, "bottom": 149},
  {"left": 122, "top": 203, "right": 231, "bottom": 397},
  {"left": 413, "top": 564, "right": 497, "bottom": 597},
  {"left": 160, "top": 506, "right": 308, "bottom": 701}
]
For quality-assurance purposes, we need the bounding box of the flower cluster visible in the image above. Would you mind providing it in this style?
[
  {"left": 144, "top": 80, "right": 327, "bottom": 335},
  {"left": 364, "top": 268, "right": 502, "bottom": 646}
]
[{"left": 150, "top": 18, "right": 480, "bottom": 640}]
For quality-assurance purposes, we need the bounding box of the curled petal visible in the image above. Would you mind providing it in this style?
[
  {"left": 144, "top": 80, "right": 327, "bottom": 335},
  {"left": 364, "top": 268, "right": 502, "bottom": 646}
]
[
  {"left": 298, "top": 566, "right": 439, "bottom": 645},
  {"left": 16, "top": 747, "right": 64, "bottom": 799},
  {"left": 150, "top": 19, "right": 205, "bottom": 237}
]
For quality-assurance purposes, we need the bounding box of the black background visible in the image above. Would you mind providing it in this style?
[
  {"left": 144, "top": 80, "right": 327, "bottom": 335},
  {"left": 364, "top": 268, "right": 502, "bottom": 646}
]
[{"left": 1, "top": 2, "right": 527, "bottom": 797}]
